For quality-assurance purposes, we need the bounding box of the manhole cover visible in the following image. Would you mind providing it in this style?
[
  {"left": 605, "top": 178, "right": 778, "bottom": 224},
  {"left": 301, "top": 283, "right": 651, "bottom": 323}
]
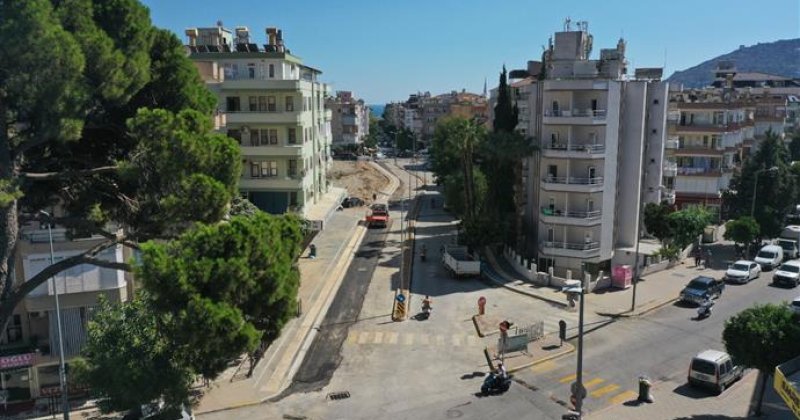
[
  {"left": 446, "top": 409, "right": 463, "bottom": 418},
  {"left": 327, "top": 391, "right": 351, "bottom": 401}
]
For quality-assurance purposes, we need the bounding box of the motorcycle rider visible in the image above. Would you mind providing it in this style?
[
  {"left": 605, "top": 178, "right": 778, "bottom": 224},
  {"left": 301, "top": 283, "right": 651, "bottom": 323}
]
[
  {"left": 697, "top": 297, "right": 714, "bottom": 318},
  {"left": 496, "top": 362, "right": 508, "bottom": 381}
]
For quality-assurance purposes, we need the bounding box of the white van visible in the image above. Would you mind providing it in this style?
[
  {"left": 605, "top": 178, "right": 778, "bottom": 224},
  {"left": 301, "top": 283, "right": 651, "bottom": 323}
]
[
  {"left": 687, "top": 350, "right": 743, "bottom": 394},
  {"left": 755, "top": 244, "right": 783, "bottom": 271}
]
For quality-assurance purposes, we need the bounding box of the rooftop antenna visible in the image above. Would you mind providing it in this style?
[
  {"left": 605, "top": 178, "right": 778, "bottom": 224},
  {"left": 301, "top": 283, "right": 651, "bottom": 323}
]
[
  {"left": 564, "top": 16, "right": 572, "bottom": 31},
  {"left": 663, "top": 48, "right": 668, "bottom": 70}
]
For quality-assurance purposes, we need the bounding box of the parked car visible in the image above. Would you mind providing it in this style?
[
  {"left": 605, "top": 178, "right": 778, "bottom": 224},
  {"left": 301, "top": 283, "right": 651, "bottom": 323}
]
[
  {"left": 790, "top": 296, "right": 800, "bottom": 315},
  {"left": 755, "top": 244, "right": 783, "bottom": 271},
  {"left": 687, "top": 349, "right": 743, "bottom": 394},
  {"left": 773, "top": 260, "right": 800, "bottom": 287},
  {"left": 680, "top": 276, "right": 725, "bottom": 305},
  {"left": 724, "top": 260, "right": 761, "bottom": 284}
]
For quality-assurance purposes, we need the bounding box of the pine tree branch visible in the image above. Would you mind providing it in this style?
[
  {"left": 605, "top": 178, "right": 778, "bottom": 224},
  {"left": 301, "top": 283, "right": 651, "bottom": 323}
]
[{"left": 21, "top": 165, "right": 118, "bottom": 181}]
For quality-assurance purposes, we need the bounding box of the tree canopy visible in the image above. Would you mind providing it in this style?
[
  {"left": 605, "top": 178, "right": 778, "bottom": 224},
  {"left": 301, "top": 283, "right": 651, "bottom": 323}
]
[
  {"left": 723, "top": 216, "right": 760, "bottom": 246},
  {"left": 723, "top": 304, "right": 800, "bottom": 415},
  {"left": 643, "top": 202, "right": 673, "bottom": 243},
  {"left": 667, "top": 206, "right": 712, "bottom": 249},
  {"left": 0, "top": 0, "right": 229, "bottom": 330}
]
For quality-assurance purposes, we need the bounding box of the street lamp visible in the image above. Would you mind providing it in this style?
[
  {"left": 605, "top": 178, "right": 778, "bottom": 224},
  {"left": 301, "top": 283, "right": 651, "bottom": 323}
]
[
  {"left": 748, "top": 166, "right": 779, "bottom": 257},
  {"left": 563, "top": 277, "right": 587, "bottom": 418},
  {"left": 39, "top": 210, "right": 69, "bottom": 420}
]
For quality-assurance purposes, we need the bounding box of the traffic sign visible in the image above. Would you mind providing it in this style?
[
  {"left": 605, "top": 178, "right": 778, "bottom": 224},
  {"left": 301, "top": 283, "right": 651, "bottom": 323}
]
[{"left": 396, "top": 293, "right": 406, "bottom": 303}]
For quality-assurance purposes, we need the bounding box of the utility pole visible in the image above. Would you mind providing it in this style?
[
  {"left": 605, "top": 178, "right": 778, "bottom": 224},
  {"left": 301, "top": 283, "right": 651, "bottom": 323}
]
[{"left": 575, "top": 278, "right": 586, "bottom": 417}]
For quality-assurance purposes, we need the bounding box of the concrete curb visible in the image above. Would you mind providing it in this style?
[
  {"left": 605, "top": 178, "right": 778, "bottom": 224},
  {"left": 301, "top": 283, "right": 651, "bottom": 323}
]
[
  {"left": 594, "top": 297, "right": 679, "bottom": 318},
  {"left": 471, "top": 314, "right": 500, "bottom": 338},
  {"left": 481, "top": 341, "right": 576, "bottom": 374},
  {"left": 482, "top": 248, "right": 568, "bottom": 308}
]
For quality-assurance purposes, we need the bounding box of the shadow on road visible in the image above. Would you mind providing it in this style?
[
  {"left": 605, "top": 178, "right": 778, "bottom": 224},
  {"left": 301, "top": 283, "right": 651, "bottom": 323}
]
[{"left": 671, "top": 383, "right": 718, "bottom": 400}]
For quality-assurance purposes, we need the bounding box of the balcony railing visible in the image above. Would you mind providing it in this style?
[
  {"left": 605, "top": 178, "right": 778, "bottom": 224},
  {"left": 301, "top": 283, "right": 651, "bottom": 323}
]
[
  {"left": 543, "top": 143, "right": 605, "bottom": 153},
  {"left": 541, "top": 208, "right": 602, "bottom": 219},
  {"left": 677, "top": 167, "right": 722, "bottom": 176},
  {"left": 543, "top": 176, "right": 604, "bottom": 185},
  {"left": 544, "top": 109, "right": 607, "bottom": 118},
  {"left": 663, "top": 161, "right": 677, "bottom": 176},
  {"left": 541, "top": 241, "right": 600, "bottom": 251}
]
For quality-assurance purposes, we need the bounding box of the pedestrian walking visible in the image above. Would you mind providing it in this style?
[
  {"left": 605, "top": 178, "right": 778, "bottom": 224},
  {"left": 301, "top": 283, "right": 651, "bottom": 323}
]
[{"left": 693, "top": 247, "right": 701, "bottom": 268}]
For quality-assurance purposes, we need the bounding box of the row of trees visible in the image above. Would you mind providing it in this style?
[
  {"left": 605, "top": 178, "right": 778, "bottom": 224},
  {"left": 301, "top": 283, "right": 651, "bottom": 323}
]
[
  {"left": 1, "top": 0, "right": 302, "bottom": 416},
  {"left": 429, "top": 67, "right": 534, "bottom": 249}
]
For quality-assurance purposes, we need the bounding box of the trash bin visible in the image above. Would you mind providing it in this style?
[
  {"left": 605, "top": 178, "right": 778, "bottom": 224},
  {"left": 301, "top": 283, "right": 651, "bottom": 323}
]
[{"left": 638, "top": 376, "right": 654, "bottom": 403}]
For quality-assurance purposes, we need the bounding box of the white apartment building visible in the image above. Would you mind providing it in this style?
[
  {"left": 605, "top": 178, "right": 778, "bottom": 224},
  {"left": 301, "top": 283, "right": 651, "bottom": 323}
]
[
  {"left": 187, "top": 24, "right": 332, "bottom": 215},
  {"left": 327, "top": 91, "right": 370, "bottom": 146},
  {"left": 496, "top": 21, "right": 669, "bottom": 278}
]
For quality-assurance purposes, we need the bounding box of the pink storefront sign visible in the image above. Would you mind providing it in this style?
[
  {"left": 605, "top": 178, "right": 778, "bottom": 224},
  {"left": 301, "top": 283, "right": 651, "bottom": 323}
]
[{"left": 0, "top": 353, "right": 35, "bottom": 370}]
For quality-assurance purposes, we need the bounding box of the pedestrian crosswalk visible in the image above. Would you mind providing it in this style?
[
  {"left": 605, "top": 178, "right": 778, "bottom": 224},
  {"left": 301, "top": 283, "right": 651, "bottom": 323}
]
[
  {"left": 551, "top": 371, "right": 638, "bottom": 407},
  {"left": 345, "top": 330, "right": 483, "bottom": 348}
]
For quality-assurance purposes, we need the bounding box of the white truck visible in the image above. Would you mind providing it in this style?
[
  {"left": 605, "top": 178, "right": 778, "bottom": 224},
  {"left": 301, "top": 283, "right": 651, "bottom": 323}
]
[
  {"left": 778, "top": 225, "right": 800, "bottom": 260},
  {"left": 442, "top": 246, "right": 481, "bottom": 278}
]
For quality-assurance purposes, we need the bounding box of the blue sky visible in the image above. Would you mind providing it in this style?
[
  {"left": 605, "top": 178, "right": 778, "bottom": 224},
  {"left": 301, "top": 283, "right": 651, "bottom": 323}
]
[{"left": 141, "top": 0, "right": 799, "bottom": 104}]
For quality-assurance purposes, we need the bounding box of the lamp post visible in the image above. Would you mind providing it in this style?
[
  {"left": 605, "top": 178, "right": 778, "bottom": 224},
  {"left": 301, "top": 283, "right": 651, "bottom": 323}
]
[
  {"left": 39, "top": 211, "right": 69, "bottom": 420},
  {"left": 749, "top": 166, "right": 779, "bottom": 257},
  {"left": 564, "top": 277, "right": 587, "bottom": 418}
]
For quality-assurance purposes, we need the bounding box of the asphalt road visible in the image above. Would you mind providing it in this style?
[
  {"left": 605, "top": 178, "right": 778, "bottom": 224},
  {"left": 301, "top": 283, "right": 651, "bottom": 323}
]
[{"left": 511, "top": 268, "right": 800, "bottom": 418}]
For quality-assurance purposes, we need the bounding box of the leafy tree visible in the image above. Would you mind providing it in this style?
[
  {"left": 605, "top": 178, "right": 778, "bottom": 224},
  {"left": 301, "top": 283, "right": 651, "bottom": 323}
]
[
  {"left": 137, "top": 212, "right": 303, "bottom": 379},
  {"left": 363, "top": 116, "right": 380, "bottom": 149},
  {"left": 644, "top": 202, "right": 674, "bottom": 243},
  {"left": 430, "top": 118, "right": 467, "bottom": 184},
  {"left": 725, "top": 130, "right": 795, "bottom": 238},
  {"left": 73, "top": 293, "right": 194, "bottom": 416},
  {"left": 667, "top": 206, "right": 711, "bottom": 249},
  {"left": 395, "top": 128, "right": 415, "bottom": 152},
  {"left": 0, "top": 0, "right": 230, "bottom": 330},
  {"left": 723, "top": 304, "right": 800, "bottom": 415},
  {"left": 723, "top": 216, "right": 760, "bottom": 246}
]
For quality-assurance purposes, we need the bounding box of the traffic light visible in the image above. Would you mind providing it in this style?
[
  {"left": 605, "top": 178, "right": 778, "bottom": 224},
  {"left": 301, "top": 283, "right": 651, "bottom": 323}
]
[{"left": 558, "top": 319, "right": 567, "bottom": 343}]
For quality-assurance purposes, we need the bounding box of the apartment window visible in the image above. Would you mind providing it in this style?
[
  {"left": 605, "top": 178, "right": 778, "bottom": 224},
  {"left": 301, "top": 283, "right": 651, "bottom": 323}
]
[
  {"left": 258, "top": 96, "right": 267, "bottom": 111},
  {"left": 249, "top": 96, "right": 258, "bottom": 112},
  {"left": 223, "top": 63, "right": 238, "bottom": 79},
  {"left": 269, "top": 129, "right": 278, "bottom": 145},
  {"left": 288, "top": 159, "right": 298, "bottom": 177},
  {"left": 267, "top": 96, "right": 276, "bottom": 112},
  {"left": 247, "top": 63, "right": 256, "bottom": 79},
  {"left": 287, "top": 128, "right": 297, "bottom": 144},
  {"left": 289, "top": 191, "right": 298, "bottom": 206},
  {"left": 269, "top": 64, "right": 275, "bottom": 78},
  {"left": 285, "top": 96, "right": 294, "bottom": 112},
  {"left": 226, "top": 97, "right": 240, "bottom": 112},
  {"left": 251, "top": 161, "right": 278, "bottom": 177},
  {"left": 258, "top": 129, "right": 271, "bottom": 146},
  {"left": 227, "top": 129, "right": 241, "bottom": 143}
]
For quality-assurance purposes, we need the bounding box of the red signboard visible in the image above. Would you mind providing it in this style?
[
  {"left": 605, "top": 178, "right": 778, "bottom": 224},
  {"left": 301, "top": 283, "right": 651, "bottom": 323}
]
[{"left": 0, "top": 353, "right": 35, "bottom": 370}]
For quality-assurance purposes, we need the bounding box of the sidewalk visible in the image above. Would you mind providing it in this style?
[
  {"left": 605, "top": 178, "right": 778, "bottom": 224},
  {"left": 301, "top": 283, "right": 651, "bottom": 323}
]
[
  {"left": 195, "top": 170, "right": 399, "bottom": 414},
  {"left": 485, "top": 245, "right": 732, "bottom": 318}
]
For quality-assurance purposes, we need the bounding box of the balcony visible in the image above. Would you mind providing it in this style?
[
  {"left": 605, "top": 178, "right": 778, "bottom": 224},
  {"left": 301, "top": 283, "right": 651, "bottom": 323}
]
[
  {"left": 540, "top": 208, "right": 602, "bottom": 226},
  {"left": 542, "top": 176, "right": 604, "bottom": 193},
  {"left": 539, "top": 240, "right": 601, "bottom": 258},
  {"left": 240, "top": 144, "right": 305, "bottom": 157},
  {"left": 220, "top": 78, "right": 307, "bottom": 91},
  {"left": 662, "top": 189, "right": 676, "bottom": 205},
  {"left": 341, "top": 115, "right": 357, "bottom": 126},
  {"left": 663, "top": 161, "right": 677, "bottom": 177},
  {"left": 543, "top": 109, "right": 607, "bottom": 125},
  {"left": 676, "top": 167, "right": 722, "bottom": 177},
  {"left": 226, "top": 111, "right": 303, "bottom": 125},
  {"left": 665, "top": 137, "right": 680, "bottom": 149},
  {"left": 239, "top": 174, "right": 307, "bottom": 190},
  {"left": 542, "top": 143, "right": 605, "bottom": 159}
]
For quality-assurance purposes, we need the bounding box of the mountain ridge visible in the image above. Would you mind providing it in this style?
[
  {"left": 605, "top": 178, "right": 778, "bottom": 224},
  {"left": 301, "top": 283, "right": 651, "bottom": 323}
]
[{"left": 667, "top": 38, "right": 800, "bottom": 88}]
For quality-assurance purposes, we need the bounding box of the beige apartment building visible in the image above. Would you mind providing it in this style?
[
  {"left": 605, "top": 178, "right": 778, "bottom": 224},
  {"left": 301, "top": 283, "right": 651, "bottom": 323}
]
[
  {"left": 493, "top": 20, "right": 669, "bottom": 279},
  {"left": 327, "top": 91, "right": 370, "bottom": 147},
  {"left": 187, "top": 24, "right": 332, "bottom": 215}
]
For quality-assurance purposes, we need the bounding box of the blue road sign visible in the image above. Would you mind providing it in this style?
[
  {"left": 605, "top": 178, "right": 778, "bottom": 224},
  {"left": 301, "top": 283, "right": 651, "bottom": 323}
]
[{"left": 396, "top": 293, "right": 406, "bottom": 303}]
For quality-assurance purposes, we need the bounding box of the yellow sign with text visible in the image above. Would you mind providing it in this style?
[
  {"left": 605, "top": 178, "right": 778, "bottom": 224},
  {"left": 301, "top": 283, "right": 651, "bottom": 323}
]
[{"left": 774, "top": 366, "right": 800, "bottom": 419}]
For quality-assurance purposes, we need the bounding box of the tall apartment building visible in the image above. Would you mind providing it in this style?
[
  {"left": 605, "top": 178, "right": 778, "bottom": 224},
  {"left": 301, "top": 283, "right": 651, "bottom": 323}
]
[
  {"left": 327, "top": 91, "right": 370, "bottom": 147},
  {"left": 186, "top": 24, "right": 332, "bottom": 215},
  {"left": 495, "top": 21, "right": 669, "bottom": 278}
]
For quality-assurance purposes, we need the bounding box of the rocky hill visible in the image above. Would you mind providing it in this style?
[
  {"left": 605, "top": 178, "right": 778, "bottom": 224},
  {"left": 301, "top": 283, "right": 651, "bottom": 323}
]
[{"left": 667, "top": 38, "right": 800, "bottom": 88}]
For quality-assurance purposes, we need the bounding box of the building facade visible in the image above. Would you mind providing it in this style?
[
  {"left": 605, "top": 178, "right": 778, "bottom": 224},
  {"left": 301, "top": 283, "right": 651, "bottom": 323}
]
[
  {"left": 495, "top": 21, "right": 669, "bottom": 278},
  {"left": 187, "top": 24, "right": 332, "bottom": 215},
  {"left": 327, "top": 91, "right": 370, "bottom": 147}
]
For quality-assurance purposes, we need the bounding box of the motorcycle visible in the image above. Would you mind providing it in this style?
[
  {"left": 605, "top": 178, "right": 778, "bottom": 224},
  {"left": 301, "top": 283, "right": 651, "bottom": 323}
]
[
  {"left": 697, "top": 300, "right": 714, "bottom": 319},
  {"left": 481, "top": 372, "right": 511, "bottom": 395},
  {"left": 418, "top": 300, "right": 432, "bottom": 320}
]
